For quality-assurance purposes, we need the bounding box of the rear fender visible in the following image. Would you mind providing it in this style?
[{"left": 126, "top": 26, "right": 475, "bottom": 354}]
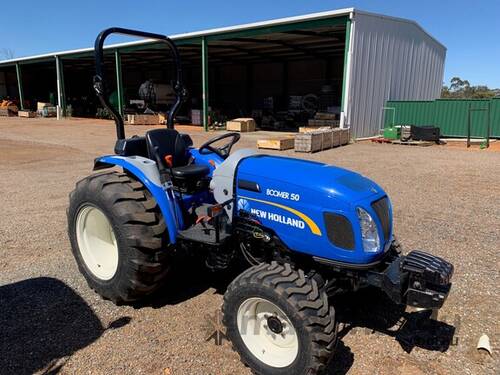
[
  {"left": 93, "top": 155, "right": 180, "bottom": 243},
  {"left": 188, "top": 148, "right": 225, "bottom": 177}
]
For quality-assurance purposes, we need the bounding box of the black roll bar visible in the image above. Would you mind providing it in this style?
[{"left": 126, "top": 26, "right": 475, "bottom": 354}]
[{"left": 93, "top": 27, "right": 185, "bottom": 140}]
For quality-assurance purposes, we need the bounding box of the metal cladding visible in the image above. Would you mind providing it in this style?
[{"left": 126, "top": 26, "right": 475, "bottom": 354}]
[{"left": 346, "top": 11, "right": 446, "bottom": 137}]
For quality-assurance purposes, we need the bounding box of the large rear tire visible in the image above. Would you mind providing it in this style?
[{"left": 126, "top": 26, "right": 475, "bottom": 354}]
[
  {"left": 67, "top": 171, "right": 170, "bottom": 304},
  {"left": 223, "top": 262, "right": 337, "bottom": 375}
]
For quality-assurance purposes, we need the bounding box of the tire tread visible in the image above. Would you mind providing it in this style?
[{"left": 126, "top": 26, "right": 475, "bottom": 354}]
[
  {"left": 68, "top": 170, "right": 169, "bottom": 304},
  {"left": 223, "top": 262, "right": 336, "bottom": 375}
]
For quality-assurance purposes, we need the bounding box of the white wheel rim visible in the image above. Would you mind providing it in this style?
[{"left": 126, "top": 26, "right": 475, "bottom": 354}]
[
  {"left": 237, "top": 297, "right": 299, "bottom": 368},
  {"left": 76, "top": 205, "right": 119, "bottom": 280}
]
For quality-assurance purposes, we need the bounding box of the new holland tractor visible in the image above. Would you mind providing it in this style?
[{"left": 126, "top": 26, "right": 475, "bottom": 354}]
[{"left": 68, "top": 28, "right": 454, "bottom": 375}]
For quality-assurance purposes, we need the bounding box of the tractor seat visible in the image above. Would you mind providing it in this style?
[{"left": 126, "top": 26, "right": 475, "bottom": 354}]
[
  {"left": 171, "top": 164, "right": 209, "bottom": 179},
  {"left": 145, "top": 128, "right": 209, "bottom": 186}
]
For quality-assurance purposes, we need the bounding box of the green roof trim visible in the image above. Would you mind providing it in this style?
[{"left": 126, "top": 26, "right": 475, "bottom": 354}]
[{"left": 206, "top": 16, "right": 347, "bottom": 41}]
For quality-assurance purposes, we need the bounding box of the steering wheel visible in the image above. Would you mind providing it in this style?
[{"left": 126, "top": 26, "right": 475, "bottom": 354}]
[{"left": 199, "top": 132, "right": 241, "bottom": 159}]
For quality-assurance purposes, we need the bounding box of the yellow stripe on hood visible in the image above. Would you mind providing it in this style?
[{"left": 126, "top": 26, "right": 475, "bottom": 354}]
[{"left": 240, "top": 196, "right": 322, "bottom": 236}]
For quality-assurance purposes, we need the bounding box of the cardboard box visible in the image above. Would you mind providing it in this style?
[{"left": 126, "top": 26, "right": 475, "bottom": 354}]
[{"left": 226, "top": 118, "right": 256, "bottom": 132}]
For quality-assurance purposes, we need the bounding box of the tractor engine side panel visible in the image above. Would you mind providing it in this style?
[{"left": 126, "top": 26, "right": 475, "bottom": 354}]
[
  {"left": 234, "top": 172, "right": 348, "bottom": 262},
  {"left": 233, "top": 155, "right": 391, "bottom": 264}
]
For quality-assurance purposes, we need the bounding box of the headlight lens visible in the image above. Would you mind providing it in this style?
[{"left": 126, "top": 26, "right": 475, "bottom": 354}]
[{"left": 356, "top": 207, "right": 380, "bottom": 252}]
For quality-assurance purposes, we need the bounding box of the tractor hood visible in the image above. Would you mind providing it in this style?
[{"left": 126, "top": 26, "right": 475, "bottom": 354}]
[
  {"left": 214, "top": 151, "right": 393, "bottom": 264},
  {"left": 237, "top": 155, "right": 383, "bottom": 203}
]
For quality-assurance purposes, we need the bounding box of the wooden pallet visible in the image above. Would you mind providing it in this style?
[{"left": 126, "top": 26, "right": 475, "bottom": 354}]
[
  {"left": 371, "top": 138, "right": 394, "bottom": 143},
  {"left": 257, "top": 137, "right": 295, "bottom": 150},
  {"left": 391, "top": 140, "right": 434, "bottom": 147},
  {"left": 18, "top": 110, "right": 37, "bottom": 118}
]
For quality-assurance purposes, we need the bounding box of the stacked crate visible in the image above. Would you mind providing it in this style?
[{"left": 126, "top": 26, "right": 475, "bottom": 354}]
[
  {"left": 295, "top": 128, "right": 350, "bottom": 153},
  {"left": 307, "top": 112, "right": 340, "bottom": 127},
  {"left": 339, "top": 128, "right": 350, "bottom": 145},
  {"left": 191, "top": 109, "right": 202, "bottom": 125}
]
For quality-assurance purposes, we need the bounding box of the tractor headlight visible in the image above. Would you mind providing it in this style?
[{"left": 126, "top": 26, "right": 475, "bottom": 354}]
[{"left": 356, "top": 207, "right": 380, "bottom": 253}]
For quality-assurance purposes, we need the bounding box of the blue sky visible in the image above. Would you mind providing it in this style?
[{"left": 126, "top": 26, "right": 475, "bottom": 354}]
[{"left": 2, "top": 0, "right": 499, "bottom": 87}]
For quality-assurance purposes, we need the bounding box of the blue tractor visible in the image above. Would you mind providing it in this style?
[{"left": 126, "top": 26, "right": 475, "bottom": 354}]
[{"left": 68, "top": 29, "right": 454, "bottom": 375}]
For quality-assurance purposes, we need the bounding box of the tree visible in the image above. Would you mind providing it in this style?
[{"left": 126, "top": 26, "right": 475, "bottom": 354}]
[
  {"left": 449, "top": 77, "right": 470, "bottom": 92},
  {"left": 0, "top": 48, "right": 15, "bottom": 60},
  {"left": 441, "top": 85, "right": 451, "bottom": 98},
  {"left": 441, "top": 77, "right": 498, "bottom": 99}
]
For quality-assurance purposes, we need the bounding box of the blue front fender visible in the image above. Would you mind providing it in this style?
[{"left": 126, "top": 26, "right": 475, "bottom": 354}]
[{"left": 95, "top": 155, "right": 180, "bottom": 244}]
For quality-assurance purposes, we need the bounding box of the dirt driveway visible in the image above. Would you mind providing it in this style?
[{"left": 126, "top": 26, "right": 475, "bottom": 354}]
[{"left": 0, "top": 117, "right": 498, "bottom": 375}]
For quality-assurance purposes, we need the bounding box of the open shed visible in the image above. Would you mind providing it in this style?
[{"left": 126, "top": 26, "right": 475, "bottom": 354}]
[{"left": 0, "top": 8, "right": 446, "bottom": 137}]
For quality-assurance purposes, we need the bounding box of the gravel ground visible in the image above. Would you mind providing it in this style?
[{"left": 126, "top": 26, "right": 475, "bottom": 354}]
[{"left": 0, "top": 117, "right": 498, "bottom": 375}]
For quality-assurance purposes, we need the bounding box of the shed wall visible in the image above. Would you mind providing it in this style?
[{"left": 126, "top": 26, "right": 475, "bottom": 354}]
[{"left": 347, "top": 12, "right": 446, "bottom": 137}]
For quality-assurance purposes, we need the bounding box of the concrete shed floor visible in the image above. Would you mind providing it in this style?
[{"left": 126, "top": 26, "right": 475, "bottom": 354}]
[{"left": 0, "top": 117, "right": 498, "bottom": 375}]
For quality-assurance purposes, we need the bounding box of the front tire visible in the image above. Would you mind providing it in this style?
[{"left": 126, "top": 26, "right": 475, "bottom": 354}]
[
  {"left": 223, "top": 262, "right": 336, "bottom": 375},
  {"left": 67, "top": 171, "right": 170, "bottom": 304}
]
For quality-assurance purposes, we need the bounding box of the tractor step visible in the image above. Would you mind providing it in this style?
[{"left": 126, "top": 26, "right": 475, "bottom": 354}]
[
  {"left": 177, "top": 223, "right": 230, "bottom": 245},
  {"left": 177, "top": 204, "right": 230, "bottom": 245}
]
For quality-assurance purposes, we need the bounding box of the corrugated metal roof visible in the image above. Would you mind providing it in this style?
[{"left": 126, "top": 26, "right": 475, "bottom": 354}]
[
  {"left": 353, "top": 10, "right": 445, "bottom": 50},
  {"left": 0, "top": 8, "right": 444, "bottom": 66},
  {"left": 0, "top": 8, "right": 353, "bottom": 66}
]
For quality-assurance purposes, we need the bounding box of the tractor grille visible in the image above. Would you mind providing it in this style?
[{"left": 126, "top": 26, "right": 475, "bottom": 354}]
[
  {"left": 324, "top": 213, "right": 355, "bottom": 250},
  {"left": 371, "top": 197, "right": 390, "bottom": 241}
]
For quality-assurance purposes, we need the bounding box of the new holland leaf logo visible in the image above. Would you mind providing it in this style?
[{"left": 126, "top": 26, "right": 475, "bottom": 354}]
[{"left": 237, "top": 198, "right": 251, "bottom": 212}]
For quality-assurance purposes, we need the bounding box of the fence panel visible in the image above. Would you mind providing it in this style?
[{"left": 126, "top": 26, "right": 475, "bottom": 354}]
[{"left": 385, "top": 98, "right": 500, "bottom": 138}]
